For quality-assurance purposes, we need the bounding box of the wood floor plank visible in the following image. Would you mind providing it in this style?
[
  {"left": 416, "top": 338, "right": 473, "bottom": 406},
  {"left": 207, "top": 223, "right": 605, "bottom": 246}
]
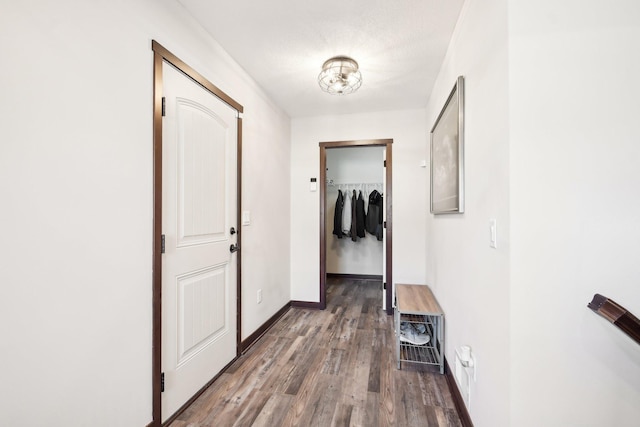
[
  {"left": 173, "top": 372, "right": 236, "bottom": 424},
  {"left": 434, "top": 406, "right": 463, "bottom": 427},
  {"left": 321, "top": 347, "right": 348, "bottom": 375},
  {"left": 282, "top": 350, "right": 321, "bottom": 396},
  {"left": 331, "top": 402, "right": 354, "bottom": 427},
  {"left": 290, "top": 373, "right": 344, "bottom": 427},
  {"left": 349, "top": 391, "right": 379, "bottom": 427},
  {"left": 251, "top": 394, "right": 295, "bottom": 427},
  {"left": 396, "top": 372, "right": 433, "bottom": 427},
  {"left": 328, "top": 309, "right": 360, "bottom": 349},
  {"left": 368, "top": 333, "right": 382, "bottom": 393},
  {"left": 168, "top": 278, "right": 463, "bottom": 427},
  {"left": 379, "top": 333, "right": 396, "bottom": 427},
  {"left": 207, "top": 388, "right": 267, "bottom": 426},
  {"left": 341, "top": 329, "right": 373, "bottom": 408},
  {"left": 257, "top": 336, "right": 304, "bottom": 394},
  {"left": 279, "top": 357, "right": 333, "bottom": 427},
  {"left": 419, "top": 369, "right": 447, "bottom": 408},
  {"left": 230, "top": 390, "right": 272, "bottom": 427}
]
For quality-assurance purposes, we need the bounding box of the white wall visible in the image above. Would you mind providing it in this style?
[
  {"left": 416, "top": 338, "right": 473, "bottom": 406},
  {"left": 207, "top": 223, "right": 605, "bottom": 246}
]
[
  {"left": 509, "top": 1, "right": 640, "bottom": 425},
  {"left": 290, "top": 110, "right": 428, "bottom": 302},
  {"left": 428, "top": 0, "right": 640, "bottom": 426},
  {"left": 326, "top": 147, "right": 384, "bottom": 275},
  {"left": 425, "top": 0, "right": 511, "bottom": 425},
  {"left": 240, "top": 94, "right": 291, "bottom": 339},
  {"left": 0, "top": 1, "right": 290, "bottom": 425}
]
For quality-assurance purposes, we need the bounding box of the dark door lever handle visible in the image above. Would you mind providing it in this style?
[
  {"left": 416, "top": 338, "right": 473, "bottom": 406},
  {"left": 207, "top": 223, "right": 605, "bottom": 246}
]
[
  {"left": 230, "top": 243, "right": 239, "bottom": 253},
  {"left": 230, "top": 227, "right": 236, "bottom": 235}
]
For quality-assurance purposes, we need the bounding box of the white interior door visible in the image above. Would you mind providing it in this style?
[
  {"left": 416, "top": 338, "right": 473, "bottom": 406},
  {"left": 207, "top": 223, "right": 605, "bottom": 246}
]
[{"left": 161, "top": 61, "right": 238, "bottom": 421}]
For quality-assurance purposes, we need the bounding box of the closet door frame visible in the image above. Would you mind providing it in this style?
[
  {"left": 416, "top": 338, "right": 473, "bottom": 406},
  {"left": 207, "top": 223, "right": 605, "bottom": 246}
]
[{"left": 319, "top": 139, "right": 393, "bottom": 314}]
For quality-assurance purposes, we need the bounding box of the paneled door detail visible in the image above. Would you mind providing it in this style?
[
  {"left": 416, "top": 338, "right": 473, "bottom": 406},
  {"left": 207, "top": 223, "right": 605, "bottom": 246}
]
[{"left": 161, "top": 61, "right": 238, "bottom": 421}]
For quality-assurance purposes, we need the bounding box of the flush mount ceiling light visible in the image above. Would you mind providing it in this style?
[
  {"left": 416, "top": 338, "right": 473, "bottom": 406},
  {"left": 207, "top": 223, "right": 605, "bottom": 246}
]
[{"left": 318, "top": 56, "right": 362, "bottom": 95}]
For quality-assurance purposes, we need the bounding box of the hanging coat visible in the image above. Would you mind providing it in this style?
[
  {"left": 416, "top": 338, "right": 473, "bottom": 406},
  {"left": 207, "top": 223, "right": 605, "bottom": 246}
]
[
  {"left": 355, "top": 190, "right": 366, "bottom": 238},
  {"left": 332, "top": 190, "right": 344, "bottom": 238},
  {"left": 342, "top": 190, "right": 352, "bottom": 237},
  {"left": 366, "top": 190, "right": 381, "bottom": 236},
  {"left": 351, "top": 190, "right": 358, "bottom": 242},
  {"left": 375, "top": 194, "right": 383, "bottom": 241}
]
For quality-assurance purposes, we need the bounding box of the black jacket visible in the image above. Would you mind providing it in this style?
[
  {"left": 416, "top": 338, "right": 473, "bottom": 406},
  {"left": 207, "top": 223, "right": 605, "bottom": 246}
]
[
  {"left": 355, "top": 191, "right": 366, "bottom": 238},
  {"left": 366, "top": 190, "right": 383, "bottom": 241},
  {"left": 332, "top": 190, "right": 344, "bottom": 238},
  {"left": 350, "top": 190, "right": 357, "bottom": 241}
]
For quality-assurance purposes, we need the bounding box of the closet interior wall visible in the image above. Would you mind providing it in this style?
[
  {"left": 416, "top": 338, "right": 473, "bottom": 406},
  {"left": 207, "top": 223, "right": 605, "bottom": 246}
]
[{"left": 325, "top": 146, "right": 385, "bottom": 276}]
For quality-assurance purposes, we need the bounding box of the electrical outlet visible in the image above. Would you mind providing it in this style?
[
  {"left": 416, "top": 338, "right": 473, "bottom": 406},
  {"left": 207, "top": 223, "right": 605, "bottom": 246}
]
[{"left": 257, "top": 289, "right": 262, "bottom": 304}]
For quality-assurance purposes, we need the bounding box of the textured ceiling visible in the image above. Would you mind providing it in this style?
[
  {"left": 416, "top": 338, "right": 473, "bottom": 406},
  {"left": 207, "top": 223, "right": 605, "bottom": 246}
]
[{"left": 177, "top": 0, "right": 465, "bottom": 118}]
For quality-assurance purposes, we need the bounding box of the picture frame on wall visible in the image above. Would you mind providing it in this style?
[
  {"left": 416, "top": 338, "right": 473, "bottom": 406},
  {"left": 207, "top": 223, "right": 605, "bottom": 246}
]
[{"left": 430, "top": 75, "right": 464, "bottom": 214}]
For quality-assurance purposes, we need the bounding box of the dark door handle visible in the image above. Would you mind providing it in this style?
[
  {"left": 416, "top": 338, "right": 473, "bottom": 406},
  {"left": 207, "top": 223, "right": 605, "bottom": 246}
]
[
  {"left": 230, "top": 227, "right": 236, "bottom": 235},
  {"left": 230, "top": 243, "right": 239, "bottom": 253}
]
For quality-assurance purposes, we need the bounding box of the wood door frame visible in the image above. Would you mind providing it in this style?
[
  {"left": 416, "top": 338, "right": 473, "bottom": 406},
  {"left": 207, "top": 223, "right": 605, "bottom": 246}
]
[
  {"left": 151, "top": 40, "right": 244, "bottom": 426},
  {"left": 319, "top": 139, "right": 393, "bottom": 314}
]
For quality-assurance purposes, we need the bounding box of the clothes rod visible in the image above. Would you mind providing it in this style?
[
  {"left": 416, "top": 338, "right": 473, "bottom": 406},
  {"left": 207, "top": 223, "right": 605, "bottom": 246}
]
[
  {"left": 588, "top": 293, "right": 640, "bottom": 345},
  {"left": 327, "top": 181, "right": 383, "bottom": 187}
]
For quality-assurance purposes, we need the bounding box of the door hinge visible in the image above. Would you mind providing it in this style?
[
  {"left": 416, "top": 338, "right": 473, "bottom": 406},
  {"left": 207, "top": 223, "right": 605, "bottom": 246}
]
[
  {"left": 161, "top": 372, "right": 165, "bottom": 392},
  {"left": 383, "top": 221, "right": 387, "bottom": 228},
  {"left": 383, "top": 282, "right": 386, "bottom": 290},
  {"left": 383, "top": 160, "right": 386, "bottom": 167},
  {"left": 161, "top": 97, "right": 166, "bottom": 117},
  {"left": 161, "top": 234, "right": 165, "bottom": 254}
]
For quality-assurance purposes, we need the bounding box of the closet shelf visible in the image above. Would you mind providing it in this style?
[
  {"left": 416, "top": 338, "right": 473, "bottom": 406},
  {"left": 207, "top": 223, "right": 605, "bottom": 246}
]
[{"left": 399, "top": 342, "right": 439, "bottom": 364}]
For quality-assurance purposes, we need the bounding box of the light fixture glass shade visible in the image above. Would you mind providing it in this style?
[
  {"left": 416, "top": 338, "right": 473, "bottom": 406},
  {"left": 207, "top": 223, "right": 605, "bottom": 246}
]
[{"left": 318, "top": 56, "right": 362, "bottom": 95}]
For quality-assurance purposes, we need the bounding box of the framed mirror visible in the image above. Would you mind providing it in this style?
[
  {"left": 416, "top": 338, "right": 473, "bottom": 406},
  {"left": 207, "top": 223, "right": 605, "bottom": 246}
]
[{"left": 431, "top": 75, "right": 464, "bottom": 214}]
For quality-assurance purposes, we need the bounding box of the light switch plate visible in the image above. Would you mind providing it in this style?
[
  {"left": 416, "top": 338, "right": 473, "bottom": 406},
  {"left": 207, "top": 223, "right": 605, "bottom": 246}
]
[{"left": 242, "top": 210, "right": 251, "bottom": 226}]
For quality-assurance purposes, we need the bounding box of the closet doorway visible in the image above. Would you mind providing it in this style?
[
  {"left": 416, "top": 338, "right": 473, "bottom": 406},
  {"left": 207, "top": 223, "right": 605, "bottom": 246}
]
[{"left": 319, "top": 139, "right": 393, "bottom": 315}]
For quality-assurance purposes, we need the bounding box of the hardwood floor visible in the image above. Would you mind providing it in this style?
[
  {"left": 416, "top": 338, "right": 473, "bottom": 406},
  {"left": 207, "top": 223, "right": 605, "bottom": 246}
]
[{"left": 169, "top": 277, "right": 462, "bottom": 427}]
